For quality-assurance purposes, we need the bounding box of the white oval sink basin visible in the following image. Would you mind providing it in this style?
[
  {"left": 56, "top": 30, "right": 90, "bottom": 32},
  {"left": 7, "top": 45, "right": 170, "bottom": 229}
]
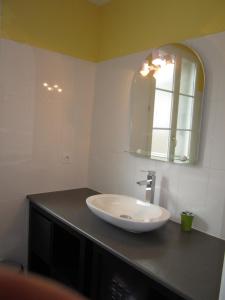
[{"left": 86, "top": 194, "right": 170, "bottom": 233}]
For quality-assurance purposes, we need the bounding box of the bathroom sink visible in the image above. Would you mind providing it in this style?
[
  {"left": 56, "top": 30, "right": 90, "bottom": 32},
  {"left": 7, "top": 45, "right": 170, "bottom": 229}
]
[{"left": 86, "top": 194, "right": 170, "bottom": 233}]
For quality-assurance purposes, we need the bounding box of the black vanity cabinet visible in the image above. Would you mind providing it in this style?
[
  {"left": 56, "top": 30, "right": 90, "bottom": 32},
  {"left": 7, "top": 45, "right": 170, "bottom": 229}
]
[
  {"left": 29, "top": 203, "right": 182, "bottom": 300},
  {"left": 28, "top": 188, "right": 225, "bottom": 300}
]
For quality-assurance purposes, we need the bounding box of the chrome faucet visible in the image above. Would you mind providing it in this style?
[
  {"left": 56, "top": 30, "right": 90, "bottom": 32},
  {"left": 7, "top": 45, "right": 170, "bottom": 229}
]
[{"left": 137, "top": 171, "right": 156, "bottom": 203}]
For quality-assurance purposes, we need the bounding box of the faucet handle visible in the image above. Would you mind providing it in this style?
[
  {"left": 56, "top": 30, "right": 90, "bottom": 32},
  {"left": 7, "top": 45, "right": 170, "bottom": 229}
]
[{"left": 141, "top": 170, "right": 156, "bottom": 176}]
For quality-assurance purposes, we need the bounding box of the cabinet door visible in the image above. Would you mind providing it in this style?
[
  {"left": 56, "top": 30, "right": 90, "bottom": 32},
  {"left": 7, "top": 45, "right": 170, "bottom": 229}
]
[
  {"left": 52, "top": 223, "right": 86, "bottom": 291},
  {"left": 29, "top": 205, "right": 89, "bottom": 294},
  {"left": 91, "top": 248, "right": 153, "bottom": 299},
  {"left": 91, "top": 246, "right": 183, "bottom": 300},
  {"left": 30, "top": 209, "right": 52, "bottom": 265}
]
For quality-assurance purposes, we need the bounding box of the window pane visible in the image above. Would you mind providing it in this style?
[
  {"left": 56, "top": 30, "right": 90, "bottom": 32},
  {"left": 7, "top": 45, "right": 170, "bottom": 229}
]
[
  {"left": 180, "top": 58, "right": 196, "bottom": 96},
  {"left": 151, "top": 129, "right": 170, "bottom": 160},
  {"left": 153, "top": 90, "right": 172, "bottom": 128},
  {"left": 174, "top": 130, "right": 191, "bottom": 162},
  {"left": 155, "top": 62, "right": 175, "bottom": 91},
  {"left": 177, "top": 95, "right": 194, "bottom": 130}
]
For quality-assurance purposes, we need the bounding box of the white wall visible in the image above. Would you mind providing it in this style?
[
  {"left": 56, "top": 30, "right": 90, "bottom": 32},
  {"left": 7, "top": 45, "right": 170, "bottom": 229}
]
[
  {"left": 89, "top": 31, "right": 225, "bottom": 240},
  {"left": 0, "top": 31, "right": 225, "bottom": 272},
  {"left": 0, "top": 39, "right": 96, "bottom": 265}
]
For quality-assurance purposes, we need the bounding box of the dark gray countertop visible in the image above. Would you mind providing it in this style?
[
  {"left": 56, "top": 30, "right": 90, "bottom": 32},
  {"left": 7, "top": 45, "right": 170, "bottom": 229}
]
[{"left": 27, "top": 188, "right": 225, "bottom": 300}]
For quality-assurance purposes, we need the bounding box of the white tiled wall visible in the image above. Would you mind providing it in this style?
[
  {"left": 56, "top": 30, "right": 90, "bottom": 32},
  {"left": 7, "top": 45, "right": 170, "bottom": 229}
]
[
  {"left": 1, "top": 31, "right": 225, "bottom": 269},
  {"left": 89, "top": 31, "right": 225, "bottom": 240},
  {"left": 0, "top": 39, "right": 96, "bottom": 265}
]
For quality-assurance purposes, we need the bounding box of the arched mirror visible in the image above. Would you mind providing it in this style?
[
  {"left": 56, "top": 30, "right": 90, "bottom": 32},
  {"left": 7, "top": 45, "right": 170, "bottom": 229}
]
[{"left": 129, "top": 43, "right": 205, "bottom": 164}]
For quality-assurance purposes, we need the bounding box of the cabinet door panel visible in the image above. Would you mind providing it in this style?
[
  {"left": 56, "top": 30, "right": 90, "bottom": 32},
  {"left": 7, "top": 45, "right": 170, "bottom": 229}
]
[
  {"left": 30, "top": 210, "right": 52, "bottom": 264},
  {"left": 91, "top": 247, "right": 169, "bottom": 300}
]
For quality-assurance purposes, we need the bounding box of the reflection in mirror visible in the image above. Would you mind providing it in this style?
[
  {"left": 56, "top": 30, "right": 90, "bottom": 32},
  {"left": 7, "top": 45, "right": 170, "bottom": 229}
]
[{"left": 129, "top": 44, "right": 205, "bottom": 164}]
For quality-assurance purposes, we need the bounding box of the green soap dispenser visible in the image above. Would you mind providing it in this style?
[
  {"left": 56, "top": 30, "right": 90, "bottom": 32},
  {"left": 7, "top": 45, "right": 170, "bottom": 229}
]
[{"left": 181, "top": 211, "right": 194, "bottom": 232}]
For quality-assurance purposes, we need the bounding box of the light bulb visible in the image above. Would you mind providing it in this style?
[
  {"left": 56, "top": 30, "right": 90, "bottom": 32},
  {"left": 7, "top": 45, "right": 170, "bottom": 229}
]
[
  {"left": 43, "top": 82, "right": 48, "bottom": 87},
  {"left": 48, "top": 87, "right": 53, "bottom": 91},
  {"left": 54, "top": 84, "right": 58, "bottom": 88},
  {"left": 140, "top": 69, "right": 149, "bottom": 77},
  {"left": 58, "top": 88, "right": 62, "bottom": 93},
  {"left": 152, "top": 57, "right": 166, "bottom": 67},
  {"left": 140, "top": 62, "right": 150, "bottom": 77}
]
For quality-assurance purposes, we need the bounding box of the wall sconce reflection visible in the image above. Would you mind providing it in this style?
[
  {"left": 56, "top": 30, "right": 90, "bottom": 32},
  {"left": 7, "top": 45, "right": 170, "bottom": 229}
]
[{"left": 43, "top": 82, "right": 63, "bottom": 93}]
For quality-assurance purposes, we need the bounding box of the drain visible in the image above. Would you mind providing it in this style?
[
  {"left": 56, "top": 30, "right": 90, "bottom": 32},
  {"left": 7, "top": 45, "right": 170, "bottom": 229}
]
[{"left": 120, "top": 214, "right": 132, "bottom": 220}]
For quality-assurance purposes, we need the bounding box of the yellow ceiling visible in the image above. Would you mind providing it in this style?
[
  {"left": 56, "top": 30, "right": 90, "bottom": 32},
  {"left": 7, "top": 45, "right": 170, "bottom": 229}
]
[
  {"left": 1, "top": 0, "right": 100, "bottom": 61},
  {"left": 2, "top": 0, "right": 225, "bottom": 62},
  {"left": 88, "top": 0, "right": 111, "bottom": 6},
  {"left": 99, "top": 0, "right": 225, "bottom": 61}
]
